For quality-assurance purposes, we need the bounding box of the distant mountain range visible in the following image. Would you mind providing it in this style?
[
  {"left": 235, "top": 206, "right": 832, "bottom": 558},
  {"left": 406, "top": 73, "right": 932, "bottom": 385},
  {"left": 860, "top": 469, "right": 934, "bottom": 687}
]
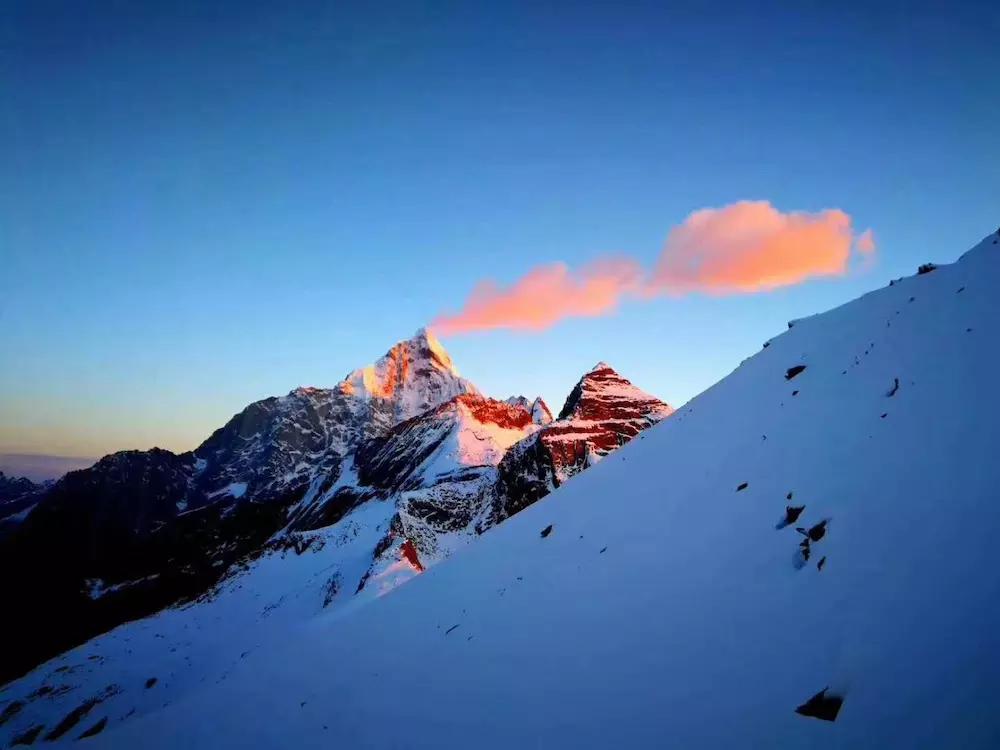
[
  {"left": 0, "top": 328, "right": 671, "bottom": 687},
  {"left": 0, "top": 454, "right": 96, "bottom": 483}
]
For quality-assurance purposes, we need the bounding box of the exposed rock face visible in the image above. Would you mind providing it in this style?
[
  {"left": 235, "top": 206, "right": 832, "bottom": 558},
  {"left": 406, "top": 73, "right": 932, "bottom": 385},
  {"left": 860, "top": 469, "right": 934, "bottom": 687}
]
[
  {"left": 0, "top": 329, "right": 476, "bottom": 686},
  {"left": 490, "top": 363, "right": 673, "bottom": 523},
  {"left": 353, "top": 394, "right": 540, "bottom": 594},
  {"left": 192, "top": 328, "right": 477, "bottom": 507},
  {"left": 0, "top": 334, "right": 669, "bottom": 686}
]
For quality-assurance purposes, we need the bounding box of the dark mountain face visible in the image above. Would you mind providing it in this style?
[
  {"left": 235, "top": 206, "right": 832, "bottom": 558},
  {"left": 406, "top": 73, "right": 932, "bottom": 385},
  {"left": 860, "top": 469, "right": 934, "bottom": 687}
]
[
  {"left": 0, "top": 472, "right": 47, "bottom": 537},
  {"left": 0, "top": 471, "right": 42, "bottom": 505},
  {"left": 0, "top": 337, "right": 670, "bottom": 687}
]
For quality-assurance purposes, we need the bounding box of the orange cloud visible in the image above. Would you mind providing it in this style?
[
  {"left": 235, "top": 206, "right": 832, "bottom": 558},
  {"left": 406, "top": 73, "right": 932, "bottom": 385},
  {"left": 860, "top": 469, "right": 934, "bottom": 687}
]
[
  {"left": 433, "top": 201, "right": 875, "bottom": 335},
  {"left": 648, "top": 201, "right": 855, "bottom": 295},
  {"left": 432, "top": 258, "right": 643, "bottom": 335}
]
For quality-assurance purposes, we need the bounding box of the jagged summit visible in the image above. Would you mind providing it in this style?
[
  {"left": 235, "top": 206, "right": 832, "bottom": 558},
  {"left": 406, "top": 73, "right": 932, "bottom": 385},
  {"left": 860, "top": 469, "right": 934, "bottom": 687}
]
[
  {"left": 557, "top": 362, "right": 673, "bottom": 422},
  {"left": 530, "top": 396, "right": 553, "bottom": 426},
  {"left": 504, "top": 395, "right": 554, "bottom": 426},
  {"left": 414, "top": 326, "right": 456, "bottom": 373},
  {"left": 492, "top": 364, "right": 672, "bottom": 522},
  {"left": 342, "top": 328, "right": 476, "bottom": 427}
]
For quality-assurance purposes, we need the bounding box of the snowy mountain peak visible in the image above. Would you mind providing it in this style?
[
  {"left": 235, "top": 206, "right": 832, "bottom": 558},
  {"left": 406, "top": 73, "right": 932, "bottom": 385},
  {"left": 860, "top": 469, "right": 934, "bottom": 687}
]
[
  {"left": 530, "top": 396, "right": 553, "bottom": 425},
  {"left": 504, "top": 395, "right": 533, "bottom": 411},
  {"left": 504, "top": 395, "right": 553, "bottom": 426},
  {"left": 342, "top": 329, "right": 477, "bottom": 428},
  {"left": 557, "top": 361, "right": 672, "bottom": 422},
  {"left": 412, "top": 326, "right": 456, "bottom": 373}
]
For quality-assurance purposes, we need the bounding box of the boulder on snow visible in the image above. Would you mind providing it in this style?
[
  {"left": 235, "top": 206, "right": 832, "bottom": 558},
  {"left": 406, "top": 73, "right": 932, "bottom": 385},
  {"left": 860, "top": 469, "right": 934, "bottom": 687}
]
[
  {"left": 10, "top": 724, "right": 44, "bottom": 746},
  {"left": 540, "top": 524, "right": 553, "bottom": 538},
  {"left": 887, "top": 377, "right": 900, "bottom": 397},
  {"left": 795, "top": 687, "right": 844, "bottom": 722},
  {"left": 776, "top": 505, "right": 805, "bottom": 529},
  {"left": 77, "top": 717, "right": 108, "bottom": 739},
  {"left": 785, "top": 365, "right": 807, "bottom": 380},
  {"left": 798, "top": 520, "right": 828, "bottom": 542}
]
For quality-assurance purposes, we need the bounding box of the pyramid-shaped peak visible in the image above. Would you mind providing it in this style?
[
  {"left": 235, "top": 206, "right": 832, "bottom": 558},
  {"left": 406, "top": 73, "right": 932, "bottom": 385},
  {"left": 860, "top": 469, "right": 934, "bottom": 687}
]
[
  {"left": 558, "top": 363, "right": 672, "bottom": 421},
  {"left": 411, "top": 327, "right": 455, "bottom": 372},
  {"left": 531, "top": 397, "right": 554, "bottom": 426},
  {"left": 340, "top": 329, "right": 477, "bottom": 428}
]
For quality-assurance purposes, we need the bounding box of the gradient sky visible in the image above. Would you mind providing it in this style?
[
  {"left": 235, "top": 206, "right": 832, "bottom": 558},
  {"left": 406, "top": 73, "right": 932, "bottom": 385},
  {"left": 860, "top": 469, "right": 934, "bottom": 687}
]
[{"left": 2, "top": 0, "right": 998, "bottom": 459}]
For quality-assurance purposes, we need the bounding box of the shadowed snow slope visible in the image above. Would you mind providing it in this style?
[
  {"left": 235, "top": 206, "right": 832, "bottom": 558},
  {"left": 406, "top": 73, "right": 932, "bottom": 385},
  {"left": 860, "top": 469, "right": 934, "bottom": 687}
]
[{"left": 6, "top": 233, "right": 1000, "bottom": 748}]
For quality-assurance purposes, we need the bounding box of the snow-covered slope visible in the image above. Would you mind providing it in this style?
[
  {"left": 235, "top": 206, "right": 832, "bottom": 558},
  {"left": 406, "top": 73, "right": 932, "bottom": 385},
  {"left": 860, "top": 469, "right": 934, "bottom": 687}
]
[{"left": 8, "top": 233, "right": 999, "bottom": 748}]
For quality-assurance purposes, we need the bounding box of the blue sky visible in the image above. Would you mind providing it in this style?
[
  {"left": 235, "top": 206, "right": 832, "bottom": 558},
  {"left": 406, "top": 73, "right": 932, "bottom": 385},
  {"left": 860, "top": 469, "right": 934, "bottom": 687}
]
[{"left": 1, "top": 0, "right": 997, "bottom": 458}]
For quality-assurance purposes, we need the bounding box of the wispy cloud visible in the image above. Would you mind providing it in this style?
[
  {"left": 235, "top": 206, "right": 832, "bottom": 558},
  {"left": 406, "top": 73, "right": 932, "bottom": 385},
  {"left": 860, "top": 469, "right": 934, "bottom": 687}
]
[
  {"left": 856, "top": 228, "right": 877, "bottom": 255},
  {"left": 430, "top": 258, "right": 643, "bottom": 335},
  {"left": 432, "top": 200, "right": 876, "bottom": 335}
]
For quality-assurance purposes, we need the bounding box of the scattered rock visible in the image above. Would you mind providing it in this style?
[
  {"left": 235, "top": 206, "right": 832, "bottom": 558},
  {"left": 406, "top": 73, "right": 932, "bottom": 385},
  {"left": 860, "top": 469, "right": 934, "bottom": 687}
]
[
  {"left": 786, "top": 491, "right": 793, "bottom": 500},
  {"left": 736, "top": 482, "right": 749, "bottom": 492},
  {"left": 785, "top": 365, "right": 807, "bottom": 380},
  {"left": 792, "top": 390, "right": 799, "bottom": 396},
  {"left": 817, "top": 556, "right": 827, "bottom": 571},
  {"left": 540, "top": 524, "right": 553, "bottom": 538},
  {"left": 45, "top": 697, "right": 102, "bottom": 741},
  {"left": 887, "top": 378, "right": 900, "bottom": 397},
  {"left": 599, "top": 546, "right": 608, "bottom": 554},
  {"left": 957, "top": 287, "right": 965, "bottom": 293},
  {"left": 917, "top": 263, "right": 937, "bottom": 275},
  {"left": 797, "top": 520, "right": 828, "bottom": 542},
  {"left": 776, "top": 505, "right": 806, "bottom": 529},
  {"left": 794, "top": 538, "right": 812, "bottom": 568},
  {"left": 0, "top": 700, "right": 25, "bottom": 727},
  {"left": 881, "top": 413, "right": 887, "bottom": 419},
  {"left": 322, "top": 572, "right": 342, "bottom": 607},
  {"left": 11, "top": 724, "right": 44, "bottom": 746},
  {"left": 445, "top": 624, "right": 460, "bottom": 635},
  {"left": 144, "top": 677, "right": 157, "bottom": 689},
  {"left": 77, "top": 717, "right": 108, "bottom": 739},
  {"left": 795, "top": 687, "right": 844, "bottom": 721}
]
